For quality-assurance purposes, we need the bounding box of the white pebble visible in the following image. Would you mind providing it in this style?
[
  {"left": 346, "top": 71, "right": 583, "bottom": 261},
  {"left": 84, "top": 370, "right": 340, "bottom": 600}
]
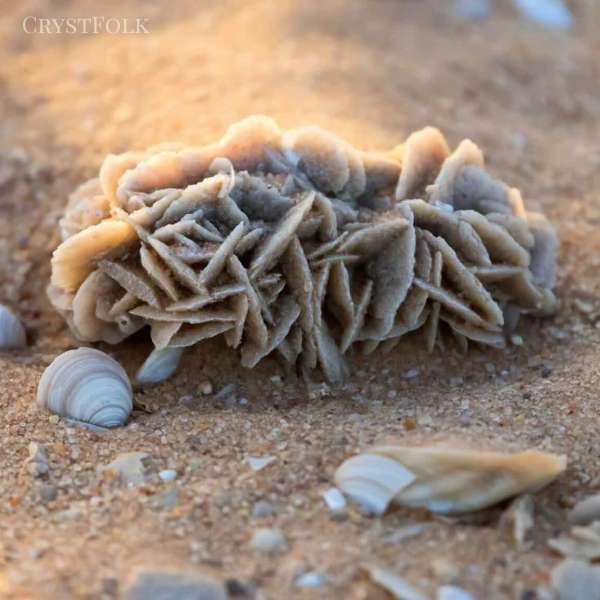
[
  {"left": 245, "top": 456, "right": 275, "bottom": 471},
  {"left": 438, "top": 585, "right": 477, "bottom": 600},
  {"left": 511, "top": 0, "right": 573, "bottom": 31},
  {"left": 402, "top": 368, "right": 420, "bottom": 380},
  {"left": 250, "top": 528, "right": 287, "bottom": 554},
  {"left": 510, "top": 334, "right": 524, "bottom": 346},
  {"left": 159, "top": 469, "right": 177, "bottom": 482},
  {"left": 198, "top": 381, "right": 213, "bottom": 395},
  {"left": 568, "top": 493, "right": 600, "bottom": 526},
  {"left": 295, "top": 571, "right": 326, "bottom": 588}
]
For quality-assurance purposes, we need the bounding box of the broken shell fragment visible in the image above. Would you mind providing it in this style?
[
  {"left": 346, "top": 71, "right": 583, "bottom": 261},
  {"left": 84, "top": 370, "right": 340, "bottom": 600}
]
[
  {"left": 37, "top": 347, "right": 132, "bottom": 428},
  {"left": 134, "top": 347, "right": 184, "bottom": 387},
  {"left": 0, "top": 304, "right": 26, "bottom": 350},
  {"left": 48, "top": 117, "right": 558, "bottom": 384},
  {"left": 335, "top": 443, "right": 566, "bottom": 515},
  {"left": 334, "top": 453, "right": 416, "bottom": 516},
  {"left": 549, "top": 521, "right": 600, "bottom": 561},
  {"left": 501, "top": 494, "right": 535, "bottom": 548},
  {"left": 364, "top": 564, "right": 427, "bottom": 600}
]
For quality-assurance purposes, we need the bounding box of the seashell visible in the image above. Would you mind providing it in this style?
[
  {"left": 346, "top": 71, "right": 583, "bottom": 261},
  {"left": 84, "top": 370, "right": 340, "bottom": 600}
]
[
  {"left": 37, "top": 347, "right": 132, "bottom": 427},
  {"left": 549, "top": 521, "right": 600, "bottom": 561},
  {"left": 335, "top": 443, "right": 566, "bottom": 515},
  {"left": 334, "top": 453, "right": 416, "bottom": 516},
  {"left": 48, "top": 117, "right": 557, "bottom": 384},
  {"left": 0, "top": 304, "right": 26, "bottom": 350},
  {"left": 134, "top": 346, "right": 184, "bottom": 387},
  {"left": 363, "top": 564, "right": 427, "bottom": 600}
]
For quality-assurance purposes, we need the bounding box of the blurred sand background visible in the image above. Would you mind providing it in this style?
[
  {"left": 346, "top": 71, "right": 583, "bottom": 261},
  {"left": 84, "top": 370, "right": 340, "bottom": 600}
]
[{"left": 1, "top": 1, "right": 600, "bottom": 598}]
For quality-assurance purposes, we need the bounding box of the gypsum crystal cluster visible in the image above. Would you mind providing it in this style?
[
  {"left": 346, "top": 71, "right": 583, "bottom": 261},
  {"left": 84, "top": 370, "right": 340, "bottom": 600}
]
[{"left": 48, "top": 116, "right": 558, "bottom": 383}]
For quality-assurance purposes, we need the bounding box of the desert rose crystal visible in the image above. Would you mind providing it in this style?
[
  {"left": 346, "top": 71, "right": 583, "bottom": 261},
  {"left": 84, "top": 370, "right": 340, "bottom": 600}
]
[{"left": 47, "top": 117, "right": 557, "bottom": 383}]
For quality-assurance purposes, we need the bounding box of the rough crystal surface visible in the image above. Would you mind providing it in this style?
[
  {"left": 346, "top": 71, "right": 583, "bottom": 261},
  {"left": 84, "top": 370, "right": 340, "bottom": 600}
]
[{"left": 48, "top": 116, "right": 558, "bottom": 383}]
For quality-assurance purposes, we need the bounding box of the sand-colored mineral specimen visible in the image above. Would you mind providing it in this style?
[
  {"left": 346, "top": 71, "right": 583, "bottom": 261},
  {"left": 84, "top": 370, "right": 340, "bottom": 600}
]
[{"left": 48, "top": 116, "right": 557, "bottom": 383}]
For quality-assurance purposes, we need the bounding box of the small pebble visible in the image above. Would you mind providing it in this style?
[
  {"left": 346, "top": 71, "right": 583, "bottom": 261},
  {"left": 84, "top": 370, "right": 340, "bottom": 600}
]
[
  {"left": 510, "top": 334, "right": 524, "bottom": 346},
  {"left": 28, "top": 461, "right": 49, "bottom": 478},
  {"left": 568, "top": 494, "right": 600, "bottom": 526},
  {"left": 124, "top": 571, "right": 227, "bottom": 600},
  {"left": 101, "top": 452, "right": 152, "bottom": 486},
  {"left": 245, "top": 456, "right": 275, "bottom": 471},
  {"left": 573, "top": 298, "right": 594, "bottom": 314},
  {"left": 159, "top": 469, "right": 178, "bottom": 482},
  {"left": 365, "top": 564, "right": 427, "bottom": 600},
  {"left": 403, "top": 417, "right": 417, "bottom": 431},
  {"left": 250, "top": 528, "right": 287, "bottom": 554},
  {"left": 198, "top": 381, "right": 213, "bottom": 395},
  {"left": 382, "top": 523, "right": 429, "bottom": 545},
  {"left": 251, "top": 500, "right": 276, "bottom": 519},
  {"left": 438, "top": 585, "right": 476, "bottom": 600},
  {"left": 39, "top": 484, "right": 58, "bottom": 503},
  {"left": 550, "top": 559, "right": 600, "bottom": 600},
  {"left": 177, "top": 395, "right": 196, "bottom": 408},
  {"left": 215, "top": 383, "right": 236, "bottom": 401},
  {"left": 547, "top": 326, "right": 567, "bottom": 341},
  {"left": 417, "top": 412, "right": 434, "bottom": 427},
  {"left": 28, "top": 442, "right": 48, "bottom": 464},
  {"left": 295, "top": 571, "right": 326, "bottom": 588},
  {"left": 402, "top": 368, "right": 420, "bottom": 380},
  {"left": 27, "top": 442, "right": 49, "bottom": 478}
]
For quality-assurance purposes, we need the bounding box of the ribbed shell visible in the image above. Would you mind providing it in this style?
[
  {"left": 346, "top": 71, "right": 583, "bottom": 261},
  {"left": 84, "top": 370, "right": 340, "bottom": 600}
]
[
  {"left": 0, "top": 304, "right": 26, "bottom": 350},
  {"left": 47, "top": 116, "right": 558, "bottom": 383},
  {"left": 335, "top": 444, "right": 567, "bottom": 515},
  {"left": 37, "top": 347, "right": 132, "bottom": 427}
]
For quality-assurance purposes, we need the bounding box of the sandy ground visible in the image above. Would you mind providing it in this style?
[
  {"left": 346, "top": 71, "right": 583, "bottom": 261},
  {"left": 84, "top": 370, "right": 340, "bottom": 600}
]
[{"left": 1, "top": 1, "right": 600, "bottom": 598}]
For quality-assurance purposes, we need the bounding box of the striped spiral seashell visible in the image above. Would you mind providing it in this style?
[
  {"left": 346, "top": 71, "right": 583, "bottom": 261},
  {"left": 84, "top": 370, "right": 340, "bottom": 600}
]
[
  {"left": 37, "top": 347, "right": 132, "bottom": 427},
  {"left": 0, "top": 304, "right": 26, "bottom": 350}
]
